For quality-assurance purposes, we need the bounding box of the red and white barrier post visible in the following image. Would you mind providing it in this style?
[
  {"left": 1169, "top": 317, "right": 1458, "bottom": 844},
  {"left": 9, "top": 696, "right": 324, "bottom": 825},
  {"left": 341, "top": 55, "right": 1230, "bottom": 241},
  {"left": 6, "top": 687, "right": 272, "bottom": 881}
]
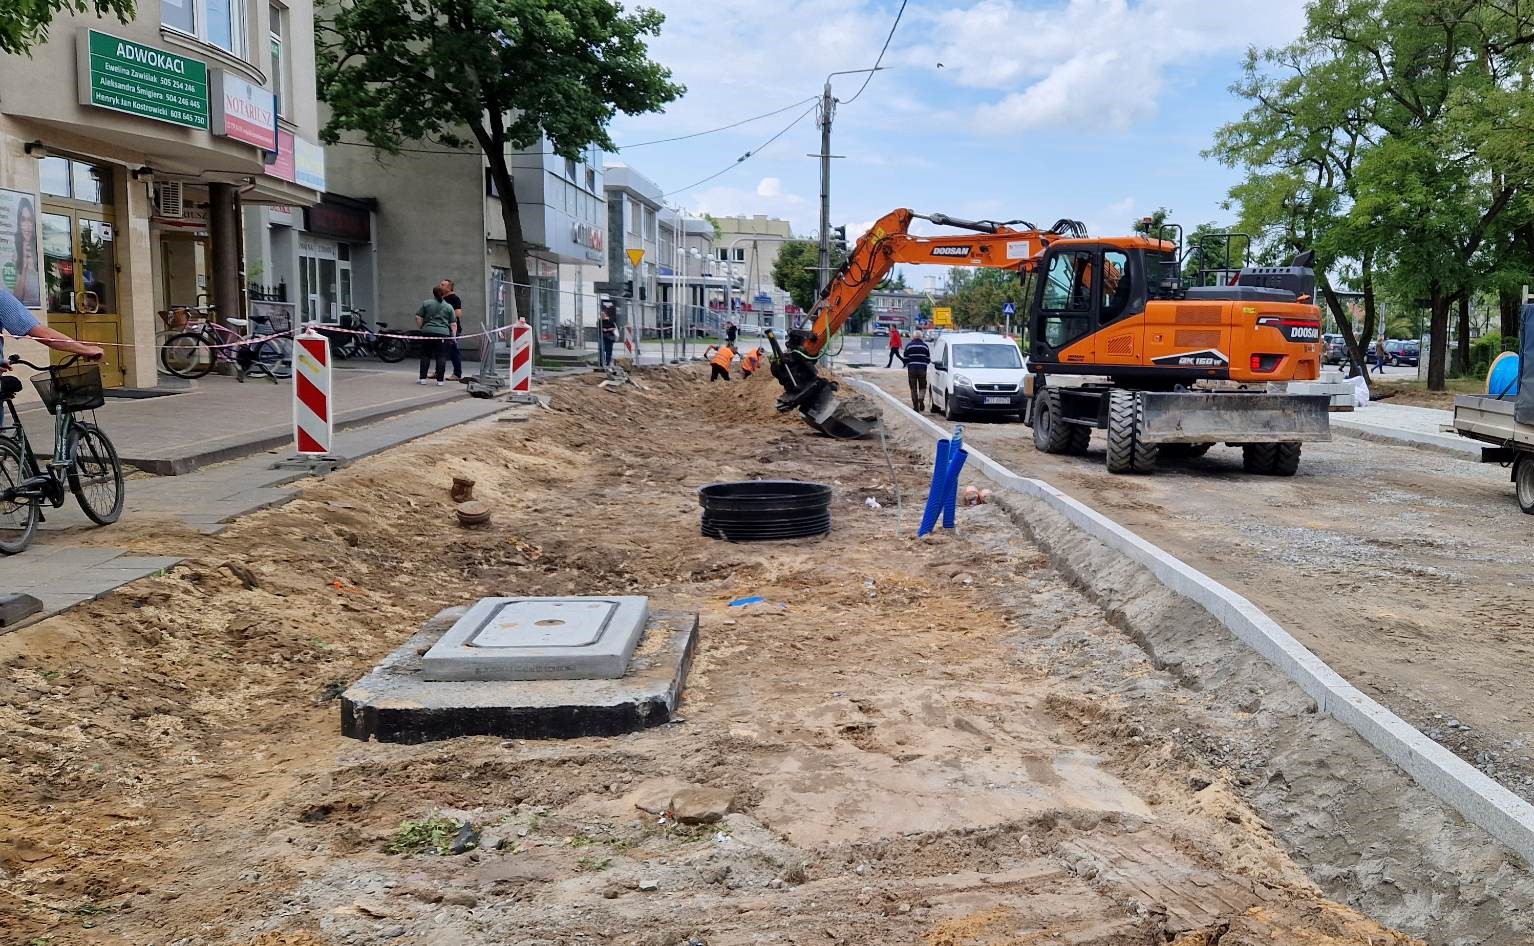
[
  {"left": 293, "top": 328, "right": 334, "bottom": 456},
  {"left": 508, "top": 318, "right": 533, "bottom": 401}
]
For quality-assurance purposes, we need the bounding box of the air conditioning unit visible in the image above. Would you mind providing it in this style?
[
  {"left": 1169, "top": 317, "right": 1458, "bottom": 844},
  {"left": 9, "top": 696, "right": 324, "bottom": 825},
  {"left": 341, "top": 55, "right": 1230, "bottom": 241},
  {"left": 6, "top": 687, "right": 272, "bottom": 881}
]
[{"left": 155, "top": 181, "right": 184, "bottom": 218}]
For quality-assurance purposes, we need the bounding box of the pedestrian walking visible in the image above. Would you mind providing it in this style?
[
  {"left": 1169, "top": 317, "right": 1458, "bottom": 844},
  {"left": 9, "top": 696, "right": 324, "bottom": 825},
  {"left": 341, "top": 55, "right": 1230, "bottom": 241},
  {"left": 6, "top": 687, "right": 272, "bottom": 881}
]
[
  {"left": 1373, "top": 339, "right": 1388, "bottom": 376},
  {"left": 704, "top": 342, "right": 736, "bottom": 382},
  {"left": 902, "top": 332, "right": 932, "bottom": 411},
  {"left": 598, "top": 299, "right": 618, "bottom": 368},
  {"left": 885, "top": 325, "right": 903, "bottom": 367},
  {"left": 740, "top": 346, "right": 764, "bottom": 378},
  {"left": 437, "top": 278, "right": 464, "bottom": 381},
  {"left": 415, "top": 286, "right": 455, "bottom": 385},
  {"left": 724, "top": 320, "right": 738, "bottom": 348}
]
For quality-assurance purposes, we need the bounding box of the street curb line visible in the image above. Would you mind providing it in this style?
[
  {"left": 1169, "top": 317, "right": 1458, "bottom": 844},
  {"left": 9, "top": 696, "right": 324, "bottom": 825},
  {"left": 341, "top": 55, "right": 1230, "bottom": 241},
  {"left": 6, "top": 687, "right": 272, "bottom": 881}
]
[
  {"left": 1329, "top": 418, "right": 1482, "bottom": 459},
  {"left": 851, "top": 378, "right": 1534, "bottom": 867}
]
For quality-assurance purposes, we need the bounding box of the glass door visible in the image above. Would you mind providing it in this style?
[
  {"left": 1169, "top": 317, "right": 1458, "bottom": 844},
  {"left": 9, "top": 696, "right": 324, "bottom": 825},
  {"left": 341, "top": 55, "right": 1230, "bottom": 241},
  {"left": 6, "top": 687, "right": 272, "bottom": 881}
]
[{"left": 38, "top": 157, "right": 124, "bottom": 387}]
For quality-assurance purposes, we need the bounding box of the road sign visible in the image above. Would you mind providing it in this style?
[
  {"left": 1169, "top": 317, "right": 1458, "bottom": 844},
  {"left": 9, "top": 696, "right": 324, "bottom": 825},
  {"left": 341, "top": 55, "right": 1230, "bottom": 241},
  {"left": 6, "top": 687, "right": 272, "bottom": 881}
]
[
  {"left": 932, "top": 306, "right": 954, "bottom": 327},
  {"left": 1001, "top": 302, "right": 1016, "bottom": 316},
  {"left": 626, "top": 248, "right": 645, "bottom": 268}
]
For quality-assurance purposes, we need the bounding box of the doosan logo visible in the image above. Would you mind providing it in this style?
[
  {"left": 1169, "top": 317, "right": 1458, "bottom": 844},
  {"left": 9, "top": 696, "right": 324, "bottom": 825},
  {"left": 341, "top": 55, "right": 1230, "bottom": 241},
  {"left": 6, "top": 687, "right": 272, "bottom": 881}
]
[{"left": 931, "top": 246, "right": 972, "bottom": 257}]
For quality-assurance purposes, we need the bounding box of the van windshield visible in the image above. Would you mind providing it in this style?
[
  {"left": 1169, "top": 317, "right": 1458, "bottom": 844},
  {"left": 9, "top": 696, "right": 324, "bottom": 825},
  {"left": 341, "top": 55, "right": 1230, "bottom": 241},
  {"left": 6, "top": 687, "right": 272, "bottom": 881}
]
[{"left": 952, "top": 343, "right": 1022, "bottom": 369}]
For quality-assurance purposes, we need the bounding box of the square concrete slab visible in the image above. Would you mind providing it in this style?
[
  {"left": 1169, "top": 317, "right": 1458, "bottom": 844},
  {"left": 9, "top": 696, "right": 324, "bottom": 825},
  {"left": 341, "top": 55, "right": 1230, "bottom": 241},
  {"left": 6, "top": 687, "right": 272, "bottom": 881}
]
[
  {"left": 421, "top": 596, "right": 649, "bottom": 682},
  {"left": 341, "top": 608, "right": 697, "bottom": 744}
]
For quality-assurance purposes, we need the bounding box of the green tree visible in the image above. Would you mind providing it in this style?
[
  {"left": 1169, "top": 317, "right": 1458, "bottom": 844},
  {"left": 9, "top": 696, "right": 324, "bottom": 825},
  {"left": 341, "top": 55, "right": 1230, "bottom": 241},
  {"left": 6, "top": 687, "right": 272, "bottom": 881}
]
[
  {"left": 772, "top": 240, "right": 847, "bottom": 313},
  {"left": 1, "top": 0, "right": 133, "bottom": 55},
  {"left": 939, "top": 267, "right": 1026, "bottom": 330},
  {"left": 318, "top": 0, "right": 682, "bottom": 346}
]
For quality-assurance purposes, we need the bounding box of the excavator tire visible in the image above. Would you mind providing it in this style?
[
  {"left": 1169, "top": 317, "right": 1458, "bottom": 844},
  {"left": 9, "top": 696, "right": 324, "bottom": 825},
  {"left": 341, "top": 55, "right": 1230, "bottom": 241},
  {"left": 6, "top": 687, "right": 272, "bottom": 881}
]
[
  {"left": 1106, "top": 390, "right": 1158, "bottom": 474},
  {"left": 1270, "top": 442, "right": 1302, "bottom": 476},
  {"left": 1032, "top": 389, "right": 1077, "bottom": 454},
  {"left": 1241, "top": 443, "right": 1278, "bottom": 473}
]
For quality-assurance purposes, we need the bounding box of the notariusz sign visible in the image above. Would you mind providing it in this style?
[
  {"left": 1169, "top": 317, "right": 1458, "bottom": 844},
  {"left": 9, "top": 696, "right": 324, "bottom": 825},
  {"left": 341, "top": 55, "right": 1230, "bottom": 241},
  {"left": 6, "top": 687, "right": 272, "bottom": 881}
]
[{"left": 78, "top": 30, "right": 209, "bottom": 130}]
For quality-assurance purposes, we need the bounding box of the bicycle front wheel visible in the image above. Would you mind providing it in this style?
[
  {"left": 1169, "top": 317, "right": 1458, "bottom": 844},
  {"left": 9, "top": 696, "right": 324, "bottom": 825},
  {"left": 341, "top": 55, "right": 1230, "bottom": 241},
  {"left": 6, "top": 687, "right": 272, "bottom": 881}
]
[
  {"left": 261, "top": 336, "right": 294, "bottom": 379},
  {"left": 376, "top": 336, "right": 408, "bottom": 363},
  {"left": 0, "top": 438, "right": 39, "bottom": 554},
  {"left": 162, "top": 332, "right": 215, "bottom": 378},
  {"left": 68, "top": 423, "right": 125, "bottom": 526}
]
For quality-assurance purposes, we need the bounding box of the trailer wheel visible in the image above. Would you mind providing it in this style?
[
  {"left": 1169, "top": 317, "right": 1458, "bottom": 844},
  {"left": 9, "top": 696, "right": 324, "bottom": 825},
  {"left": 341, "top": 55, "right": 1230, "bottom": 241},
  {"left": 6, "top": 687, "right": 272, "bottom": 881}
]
[
  {"left": 1270, "top": 443, "right": 1302, "bottom": 476},
  {"left": 1242, "top": 443, "right": 1277, "bottom": 473},
  {"left": 1106, "top": 390, "right": 1158, "bottom": 474},
  {"left": 1033, "top": 389, "right": 1076, "bottom": 454},
  {"left": 1516, "top": 455, "right": 1534, "bottom": 514}
]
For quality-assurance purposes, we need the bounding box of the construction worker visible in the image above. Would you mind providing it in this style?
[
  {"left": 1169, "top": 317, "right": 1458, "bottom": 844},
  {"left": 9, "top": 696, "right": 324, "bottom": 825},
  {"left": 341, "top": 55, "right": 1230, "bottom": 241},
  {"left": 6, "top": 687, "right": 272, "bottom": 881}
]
[
  {"left": 903, "top": 331, "right": 932, "bottom": 411},
  {"left": 740, "top": 346, "right": 765, "bottom": 378},
  {"left": 704, "top": 342, "right": 736, "bottom": 382}
]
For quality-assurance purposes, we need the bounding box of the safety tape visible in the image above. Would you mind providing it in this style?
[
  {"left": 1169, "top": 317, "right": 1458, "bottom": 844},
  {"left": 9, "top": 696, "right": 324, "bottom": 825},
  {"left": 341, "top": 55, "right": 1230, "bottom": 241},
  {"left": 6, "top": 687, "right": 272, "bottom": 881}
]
[{"left": 10, "top": 320, "right": 527, "bottom": 353}]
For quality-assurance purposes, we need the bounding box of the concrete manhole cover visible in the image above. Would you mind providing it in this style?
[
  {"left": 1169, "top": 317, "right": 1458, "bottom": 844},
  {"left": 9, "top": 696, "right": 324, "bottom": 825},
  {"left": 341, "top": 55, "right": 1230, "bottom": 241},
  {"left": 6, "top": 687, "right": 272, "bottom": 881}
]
[{"left": 422, "top": 596, "right": 649, "bottom": 681}]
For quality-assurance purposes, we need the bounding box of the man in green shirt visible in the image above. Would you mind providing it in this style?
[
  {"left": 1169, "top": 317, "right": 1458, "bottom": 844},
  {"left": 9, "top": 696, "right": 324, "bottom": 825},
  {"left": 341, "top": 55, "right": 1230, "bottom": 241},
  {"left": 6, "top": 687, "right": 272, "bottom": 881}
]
[{"left": 415, "top": 286, "right": 455, "bottom": 384}]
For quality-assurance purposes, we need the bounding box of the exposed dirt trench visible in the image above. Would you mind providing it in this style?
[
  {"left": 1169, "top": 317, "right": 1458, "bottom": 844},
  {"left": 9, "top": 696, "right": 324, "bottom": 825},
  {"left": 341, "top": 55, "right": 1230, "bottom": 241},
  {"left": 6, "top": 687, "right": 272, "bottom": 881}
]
[{"left": 0, "top": 369, "right": 1511, "bottom": 945}]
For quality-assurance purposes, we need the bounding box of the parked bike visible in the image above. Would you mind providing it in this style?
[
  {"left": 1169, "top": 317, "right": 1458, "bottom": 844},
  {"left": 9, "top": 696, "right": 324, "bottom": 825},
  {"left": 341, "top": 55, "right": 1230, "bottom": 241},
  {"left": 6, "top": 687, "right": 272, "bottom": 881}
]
[
  {"left": 0, "top": 354, "right": 126, "bottom": 554},
  {"left": 326, "top": 307, "right": 408, "bottom": 363},
  {"left": 160, "top": 305, "right": 292, "bottom": 382}
]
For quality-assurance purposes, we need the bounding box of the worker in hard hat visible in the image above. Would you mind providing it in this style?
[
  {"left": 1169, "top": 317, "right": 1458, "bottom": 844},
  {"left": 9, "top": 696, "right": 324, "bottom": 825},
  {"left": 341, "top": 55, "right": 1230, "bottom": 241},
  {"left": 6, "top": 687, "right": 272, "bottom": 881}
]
[
  {"left": 704, "top": 342, "right": 737, "bottom": 382},
  {"left": 740, "top": 346, "right": 765, "bottom": 378}
]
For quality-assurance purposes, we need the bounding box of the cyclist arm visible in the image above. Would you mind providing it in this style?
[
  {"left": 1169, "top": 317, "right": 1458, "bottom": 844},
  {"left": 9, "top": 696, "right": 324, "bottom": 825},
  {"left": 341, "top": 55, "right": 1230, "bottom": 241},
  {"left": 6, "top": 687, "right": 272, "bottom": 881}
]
[{"left": 27, "top": 324, "right": 104, "bottom": 359}]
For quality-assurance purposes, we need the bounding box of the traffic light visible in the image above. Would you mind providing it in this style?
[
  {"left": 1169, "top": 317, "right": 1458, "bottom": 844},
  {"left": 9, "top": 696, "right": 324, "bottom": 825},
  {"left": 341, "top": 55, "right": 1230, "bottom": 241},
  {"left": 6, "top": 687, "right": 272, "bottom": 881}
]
[
  {"left": 833, "top": 225, "right": 848, "bottom": 253},
  {"left": 624, "top": 279, "right": 634, "bottom": 299}
]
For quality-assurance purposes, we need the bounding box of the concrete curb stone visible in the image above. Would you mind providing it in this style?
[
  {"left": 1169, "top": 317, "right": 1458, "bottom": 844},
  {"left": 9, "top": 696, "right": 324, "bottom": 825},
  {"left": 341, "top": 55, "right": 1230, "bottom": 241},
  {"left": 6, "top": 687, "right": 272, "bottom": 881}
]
[{"left": 850, "top": 377, "right": 1534, "bottom": 867}]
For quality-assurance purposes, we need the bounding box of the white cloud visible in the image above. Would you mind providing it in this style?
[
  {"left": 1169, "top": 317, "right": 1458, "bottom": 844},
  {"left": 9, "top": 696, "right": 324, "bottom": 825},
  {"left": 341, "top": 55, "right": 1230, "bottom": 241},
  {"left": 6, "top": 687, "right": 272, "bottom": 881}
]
[{"left": 756, "top": 177, "right": 784, "bottom": 198}]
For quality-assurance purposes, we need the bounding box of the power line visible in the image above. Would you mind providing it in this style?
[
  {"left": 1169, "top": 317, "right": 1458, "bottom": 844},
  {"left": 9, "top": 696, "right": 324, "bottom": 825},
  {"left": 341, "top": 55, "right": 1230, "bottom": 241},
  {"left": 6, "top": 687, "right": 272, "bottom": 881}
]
[
  {"left": 665, "top": 100, "right": 820, "bottom": 196},
  {"left": 841, "top": 0, "right": 909, "bottom": 106},
  {"left": 619, "top": 96, "right": 818, "bottom": 149}
]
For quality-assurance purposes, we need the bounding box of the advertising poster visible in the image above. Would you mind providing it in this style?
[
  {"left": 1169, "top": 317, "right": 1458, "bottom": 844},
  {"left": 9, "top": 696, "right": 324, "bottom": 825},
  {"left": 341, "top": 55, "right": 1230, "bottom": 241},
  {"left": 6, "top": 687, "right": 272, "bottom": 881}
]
[{"left": 0, "top": 188, "right": 42, "bottom": 307}]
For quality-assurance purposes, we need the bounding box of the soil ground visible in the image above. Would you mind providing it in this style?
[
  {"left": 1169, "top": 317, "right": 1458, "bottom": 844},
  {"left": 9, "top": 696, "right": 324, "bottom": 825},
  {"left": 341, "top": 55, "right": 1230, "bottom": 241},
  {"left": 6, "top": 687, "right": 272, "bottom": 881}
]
[
  {"left": 870, "top": 369, "right": 1534, "bottom": 803},
  {"left": 0, "top": 369, "right": 1419, "bottom": 946}
]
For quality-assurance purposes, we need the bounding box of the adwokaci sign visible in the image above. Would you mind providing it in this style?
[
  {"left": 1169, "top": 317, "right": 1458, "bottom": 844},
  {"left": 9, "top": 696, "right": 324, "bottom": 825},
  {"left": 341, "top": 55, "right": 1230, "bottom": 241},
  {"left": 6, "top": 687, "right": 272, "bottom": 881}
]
[
  {"left": 77, "top": 30, "right": 208, "bottom": 130},
  {"left": 211, "top": 70, "right": 277, "bottom": 150}
]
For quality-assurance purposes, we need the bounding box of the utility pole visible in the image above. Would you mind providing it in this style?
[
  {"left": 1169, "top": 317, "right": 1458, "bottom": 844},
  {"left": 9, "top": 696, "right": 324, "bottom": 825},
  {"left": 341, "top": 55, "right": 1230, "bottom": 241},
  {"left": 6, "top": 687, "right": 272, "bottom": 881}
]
[{"left": 816, "top": 79, "right": 834, "bottom": 299}]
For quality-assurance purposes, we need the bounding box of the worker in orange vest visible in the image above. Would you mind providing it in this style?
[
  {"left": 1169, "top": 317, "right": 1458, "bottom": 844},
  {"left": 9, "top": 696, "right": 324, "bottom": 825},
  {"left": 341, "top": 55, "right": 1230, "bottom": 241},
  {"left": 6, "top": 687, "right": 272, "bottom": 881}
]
[
  {"left": 704, "top": 342, "right": 736, "bottom": 382},
  {"left": 740, "top": 346, "right": 764, "bottom": 378}
]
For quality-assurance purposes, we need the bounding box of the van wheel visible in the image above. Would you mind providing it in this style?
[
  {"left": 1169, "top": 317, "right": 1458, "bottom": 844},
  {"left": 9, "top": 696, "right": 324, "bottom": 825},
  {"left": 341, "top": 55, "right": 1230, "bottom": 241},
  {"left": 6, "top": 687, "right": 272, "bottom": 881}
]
[
  {"left": 927, "top": 384, "right": 941, "bottom": 414},
  {"left": 943, "top": 390, "right": 961, "bottom": 421},
  {"left": 1516, "top": 455, "right": 1534, "bottom": 514},
  {"left": 1106, "top": 390, "right": 1157, "bottom": 474}
]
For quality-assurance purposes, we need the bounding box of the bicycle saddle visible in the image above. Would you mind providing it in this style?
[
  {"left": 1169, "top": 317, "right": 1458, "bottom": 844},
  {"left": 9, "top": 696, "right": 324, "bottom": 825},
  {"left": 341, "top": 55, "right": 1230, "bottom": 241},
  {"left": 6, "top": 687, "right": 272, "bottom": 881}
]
[
  {"left": 226, "top": 317, "right": 249, "bottom": 328},
  {"left": 0, "top": 376, "right": 20, "bottom": 399}
]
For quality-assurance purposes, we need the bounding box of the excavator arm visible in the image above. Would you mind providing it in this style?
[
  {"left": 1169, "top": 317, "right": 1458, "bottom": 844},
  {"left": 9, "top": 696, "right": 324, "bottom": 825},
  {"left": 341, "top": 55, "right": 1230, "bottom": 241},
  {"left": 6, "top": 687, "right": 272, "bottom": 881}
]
[{"left": 768, "top": 208, "right": 1086, "bottom": 437}]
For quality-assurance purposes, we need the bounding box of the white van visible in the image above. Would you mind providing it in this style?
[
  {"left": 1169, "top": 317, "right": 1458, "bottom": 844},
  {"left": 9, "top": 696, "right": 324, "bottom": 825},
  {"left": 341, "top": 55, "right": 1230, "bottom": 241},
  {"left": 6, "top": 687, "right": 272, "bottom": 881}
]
[{"left": 927, "top": 331, "right": 1028, "bottom": 420}]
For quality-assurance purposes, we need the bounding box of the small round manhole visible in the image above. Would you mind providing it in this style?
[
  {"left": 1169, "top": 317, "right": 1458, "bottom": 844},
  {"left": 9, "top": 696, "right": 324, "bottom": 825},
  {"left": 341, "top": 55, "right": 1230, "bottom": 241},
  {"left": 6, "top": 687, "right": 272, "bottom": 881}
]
[{"left": 698, "top": 480, "right": 832, "bottom": 541}]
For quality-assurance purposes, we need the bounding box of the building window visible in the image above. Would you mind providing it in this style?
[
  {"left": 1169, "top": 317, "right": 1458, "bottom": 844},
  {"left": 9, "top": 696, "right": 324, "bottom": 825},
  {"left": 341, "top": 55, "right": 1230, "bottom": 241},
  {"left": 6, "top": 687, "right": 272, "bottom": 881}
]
[
  {"left": 627, "top": 198, "right": 640, "bottom": 236},
  {"left": 644, "top": 207, "right": 656, "bottom": 241},
  {"left": 163, "top": 0, "right": 247, "bottom": 56},
  {"left": 586, "top": 168, "right": 596, "bottom": 192},
  {"left": 269, "top": 4, "right": 287, "bottom": 116},
  {"left": 734, "top": 248, "right": 746, "bottom": 263},
  {"left": 564, "top": 157, "right": 578, "bottom": 181}
]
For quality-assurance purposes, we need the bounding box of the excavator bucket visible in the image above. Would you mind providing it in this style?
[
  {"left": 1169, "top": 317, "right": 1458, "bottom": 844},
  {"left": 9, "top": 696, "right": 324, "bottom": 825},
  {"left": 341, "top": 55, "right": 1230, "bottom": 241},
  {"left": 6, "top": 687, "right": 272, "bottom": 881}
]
[{"left": 797, "top": 380, "right": 877, "bottom": 440}]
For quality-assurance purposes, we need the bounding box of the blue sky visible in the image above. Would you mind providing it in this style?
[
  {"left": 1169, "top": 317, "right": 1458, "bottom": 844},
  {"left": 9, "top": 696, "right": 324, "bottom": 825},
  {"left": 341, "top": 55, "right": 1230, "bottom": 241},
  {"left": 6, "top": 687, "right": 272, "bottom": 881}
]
[{"left": 607, "top": 0, "right": 1309, "bottom": 288}]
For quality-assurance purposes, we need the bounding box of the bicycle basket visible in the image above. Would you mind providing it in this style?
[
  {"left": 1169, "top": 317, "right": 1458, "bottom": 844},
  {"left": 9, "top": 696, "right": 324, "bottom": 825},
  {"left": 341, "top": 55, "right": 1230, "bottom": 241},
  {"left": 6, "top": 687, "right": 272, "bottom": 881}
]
[{"left": 31, "top": 362, "right": 106, "bottom": 416}]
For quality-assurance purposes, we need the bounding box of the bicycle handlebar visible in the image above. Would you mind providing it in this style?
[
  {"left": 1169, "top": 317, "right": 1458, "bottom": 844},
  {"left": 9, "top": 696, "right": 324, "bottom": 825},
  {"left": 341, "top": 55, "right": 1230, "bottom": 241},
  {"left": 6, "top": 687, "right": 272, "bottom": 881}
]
[{"left": 7, "top": 353, "right": 86, "bottom": 372}]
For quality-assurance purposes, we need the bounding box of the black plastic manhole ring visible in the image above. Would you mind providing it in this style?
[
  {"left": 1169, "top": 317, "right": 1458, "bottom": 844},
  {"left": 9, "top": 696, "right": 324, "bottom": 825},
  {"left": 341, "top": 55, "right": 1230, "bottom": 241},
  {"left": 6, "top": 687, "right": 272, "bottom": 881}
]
[{"left": 698, "top": 480, "right": 832, "bottom": 541}]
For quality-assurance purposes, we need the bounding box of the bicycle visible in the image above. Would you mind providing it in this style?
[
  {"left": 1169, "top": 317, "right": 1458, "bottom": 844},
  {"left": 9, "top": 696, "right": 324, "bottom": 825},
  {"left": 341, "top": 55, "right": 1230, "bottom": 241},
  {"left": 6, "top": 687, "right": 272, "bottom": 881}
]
[
  {"left": 0, "top": 354, "right": 126, "bottom": 554},
  {"left": 325, "top": 307, "right": 408, "bottom": 363},
  {"left": 160, "top": 306, "right": 293, "bottom": 382}
]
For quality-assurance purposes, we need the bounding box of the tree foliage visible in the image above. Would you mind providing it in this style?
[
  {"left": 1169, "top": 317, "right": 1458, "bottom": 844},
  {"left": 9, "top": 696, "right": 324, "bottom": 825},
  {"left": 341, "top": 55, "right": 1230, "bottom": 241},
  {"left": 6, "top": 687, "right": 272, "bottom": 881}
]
[
  {"left": 0, "top": 0, "right": 133, "bottom": 55},
  {"left": 317, "top": 0, "right": 682, "bottom": 345},
  {"left": 772, "top": 240, "right": 846, "bottom": 313},
  {"left": 939, "top": 268, "right": 1026, "bottom": 331},
  {"left": 1211, "top": 0, "right": 1534, "bottom": 389}
]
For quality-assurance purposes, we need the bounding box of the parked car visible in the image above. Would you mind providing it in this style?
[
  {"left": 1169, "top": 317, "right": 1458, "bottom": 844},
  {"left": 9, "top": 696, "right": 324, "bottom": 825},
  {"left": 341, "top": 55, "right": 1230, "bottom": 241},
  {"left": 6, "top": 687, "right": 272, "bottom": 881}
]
[
  {"left": 1386, "top": 339, "right": 1420, "bottom": 367},
  {"left": 927, "top": 331, "right": 1028, "bottom": 421},
  {"left": 1322, "top": 333, "right": 1346, "bottom": 365}
]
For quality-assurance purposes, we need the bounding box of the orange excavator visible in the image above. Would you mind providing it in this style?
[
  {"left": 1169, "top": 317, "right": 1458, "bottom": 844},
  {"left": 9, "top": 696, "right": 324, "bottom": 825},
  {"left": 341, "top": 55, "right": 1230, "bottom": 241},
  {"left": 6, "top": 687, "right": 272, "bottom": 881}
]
[{"left": 768, "top": 208, "right": 1332, "bottom": 475}]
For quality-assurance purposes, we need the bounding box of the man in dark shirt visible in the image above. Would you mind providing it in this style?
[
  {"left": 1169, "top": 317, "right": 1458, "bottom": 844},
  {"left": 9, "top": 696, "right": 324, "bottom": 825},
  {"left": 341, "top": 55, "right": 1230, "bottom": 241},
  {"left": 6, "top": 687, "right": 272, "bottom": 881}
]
[
  {"left": 598, "top": 299, "right": 618, "bottom": 368},
  {"left": 724, "top": 320, "right": 738, "bottom": 347},
  {"left": 437, "top": 278, "right": 464, "bottom": 381},
  {"left": 902, "top": 333, "right": 931, "bottom": 411}
]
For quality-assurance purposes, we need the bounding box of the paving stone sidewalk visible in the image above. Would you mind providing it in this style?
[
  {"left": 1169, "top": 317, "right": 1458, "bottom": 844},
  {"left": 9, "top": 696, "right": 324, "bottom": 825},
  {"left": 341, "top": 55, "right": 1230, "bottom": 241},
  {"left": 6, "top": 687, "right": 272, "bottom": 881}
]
[
  {"left": 1329, "top": 401, "right": 1481, "bottom": 457},
  {"left": 1, "top": 394, "right": 529, "bottom": 629}
]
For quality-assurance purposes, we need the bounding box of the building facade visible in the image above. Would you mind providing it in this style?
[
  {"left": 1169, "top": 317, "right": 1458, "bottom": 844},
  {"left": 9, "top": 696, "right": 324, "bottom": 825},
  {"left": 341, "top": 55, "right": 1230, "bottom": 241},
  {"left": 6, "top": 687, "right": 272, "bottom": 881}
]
[
  {"left": 600, "top": 164, "right": 663, "bottom": 339},
  {"left": 325, "top": 135, "right": 606, "bottom": 354},
  {"left": 868, "top": 288, "right": 922, "bottom": 328},
  {"left": 0, "top": 2, "right": 324, "bottom": 391},
  {"left": 712, "top": 214, "right": 796, "bottom": 330},
  {"left": 657, "top": 209, "right": 719, "bottom": 338}
]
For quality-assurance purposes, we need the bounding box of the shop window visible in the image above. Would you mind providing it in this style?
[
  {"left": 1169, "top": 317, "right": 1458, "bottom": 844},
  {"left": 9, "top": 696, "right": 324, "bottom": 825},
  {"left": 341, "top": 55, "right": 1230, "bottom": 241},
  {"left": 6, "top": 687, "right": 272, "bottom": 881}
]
[{"left": 163, "top": 0, "right": 247, "bottom": 57}]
